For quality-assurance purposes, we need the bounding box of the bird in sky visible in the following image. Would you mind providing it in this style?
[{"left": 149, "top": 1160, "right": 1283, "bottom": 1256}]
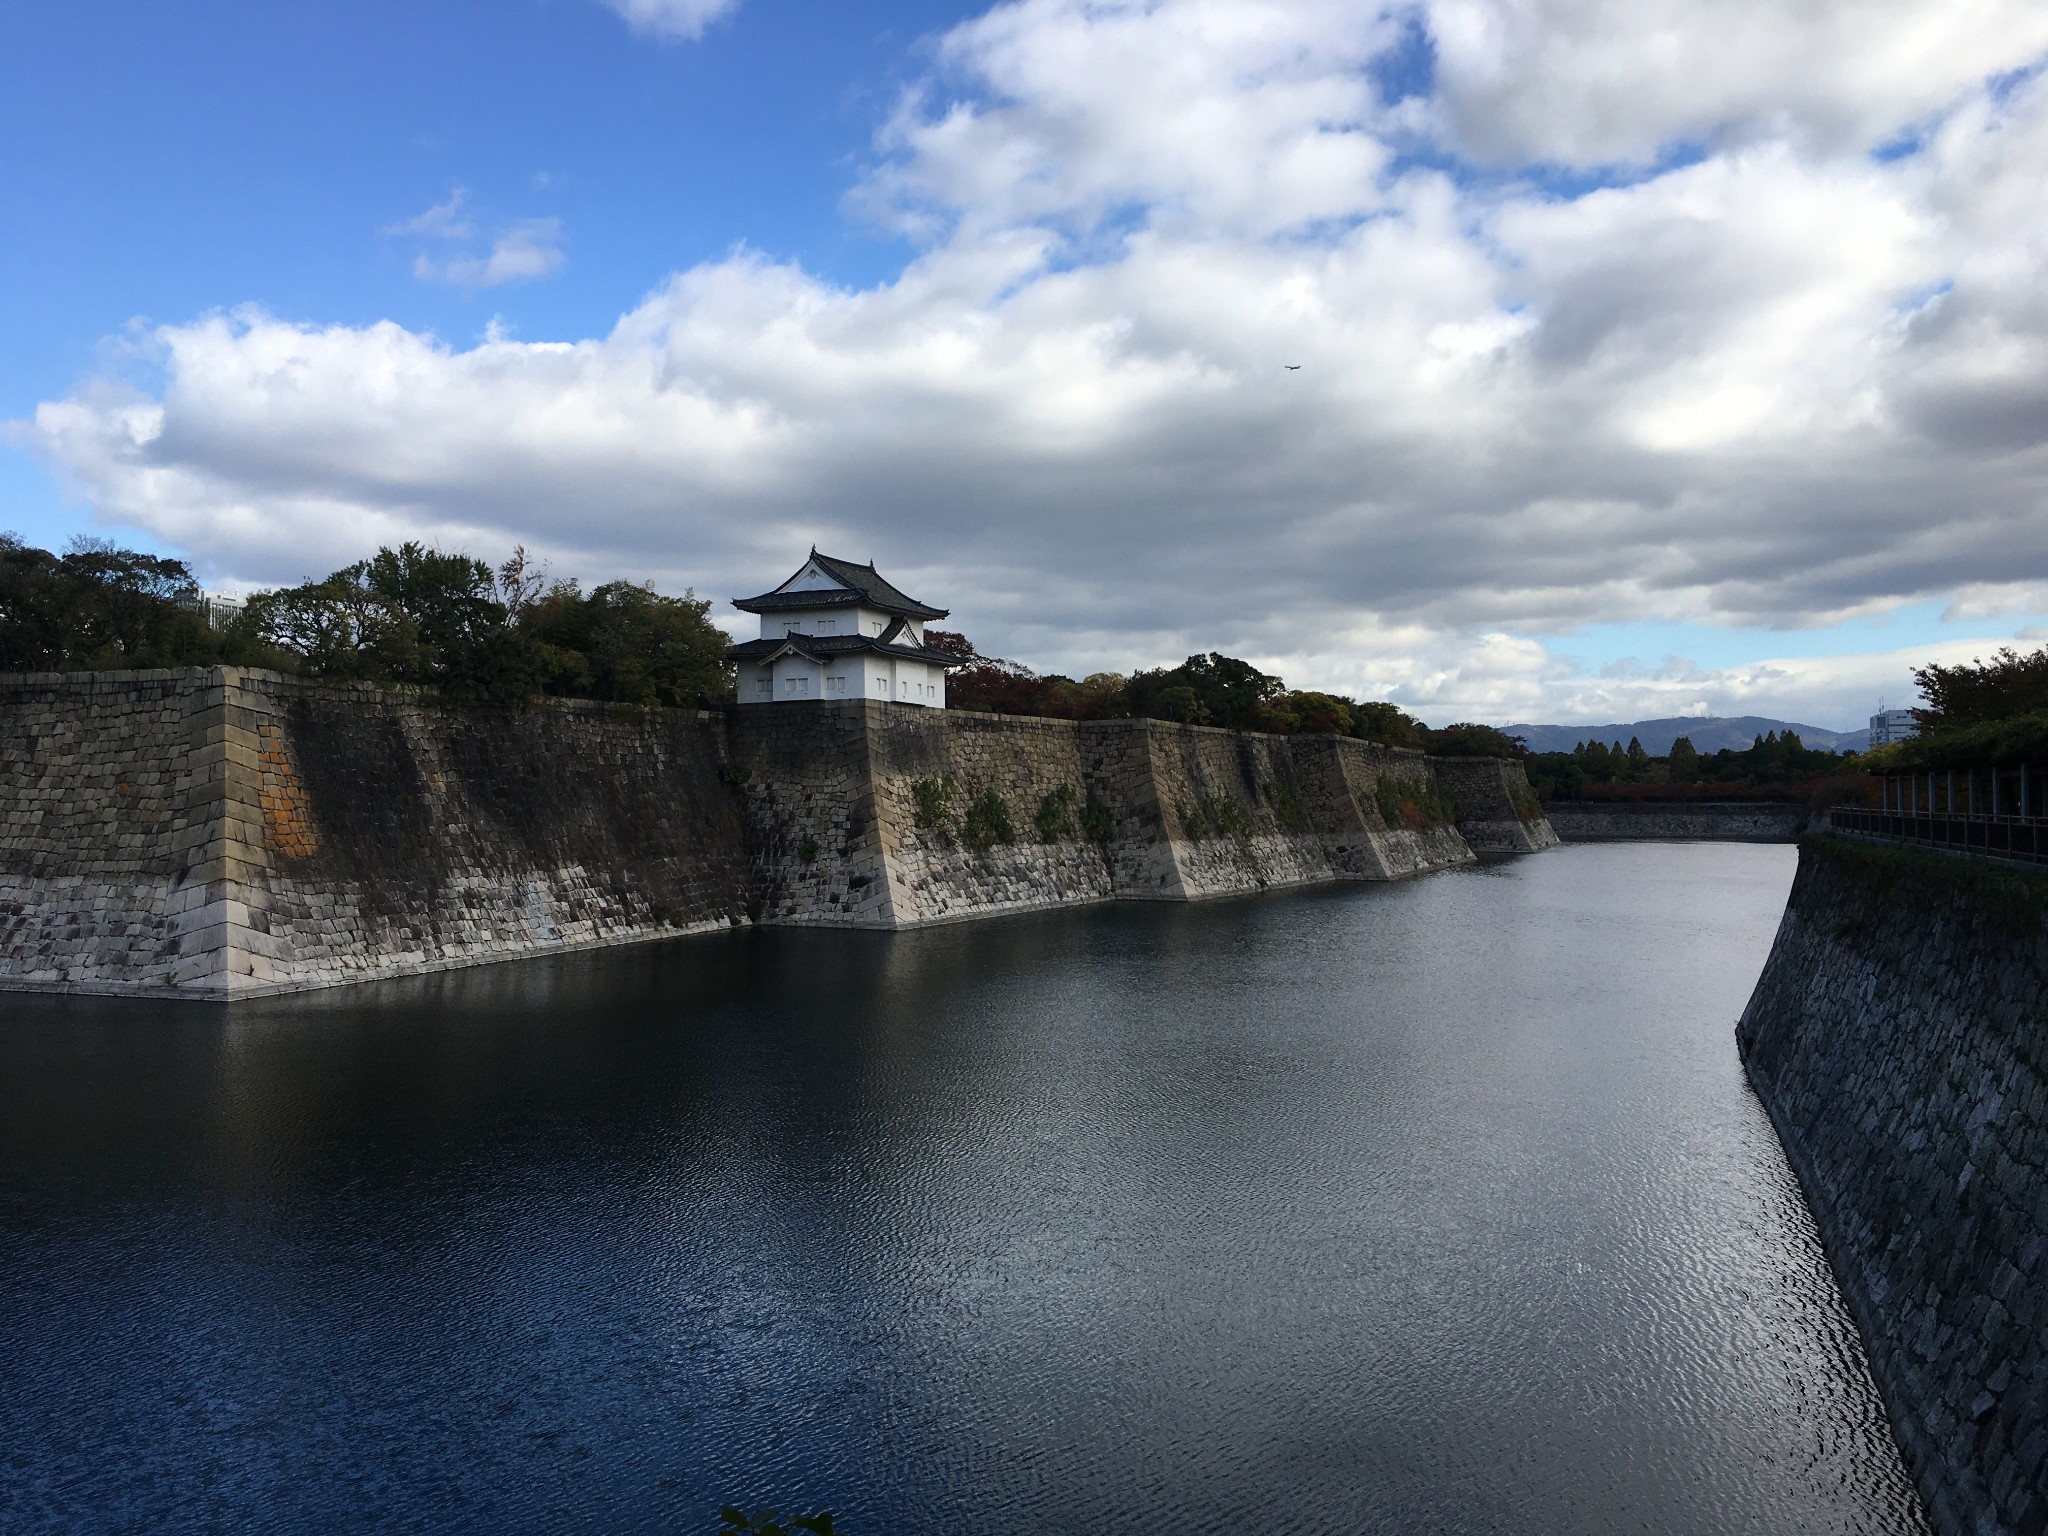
[{"left": 1284, "top": 364, "right": 1301, "bottom": 370}]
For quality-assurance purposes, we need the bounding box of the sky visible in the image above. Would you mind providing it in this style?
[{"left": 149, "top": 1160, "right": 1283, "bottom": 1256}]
[{"left": 4, "top": 0, "right": 2048, "bottom": 730}]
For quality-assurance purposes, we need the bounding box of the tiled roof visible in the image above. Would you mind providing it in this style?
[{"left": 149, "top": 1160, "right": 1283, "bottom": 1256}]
[
  {"left": 732, "top": 550, "right": 948, "bottom": 621},
  {"left": 726, "top": 630, "right": 966, "bottom": 667}
]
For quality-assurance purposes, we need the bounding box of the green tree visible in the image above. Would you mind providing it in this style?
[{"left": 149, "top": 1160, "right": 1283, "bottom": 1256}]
[
  {"left": 1626, "top": 736, "right": 1649, "bottom": 771},
  {"left": 1911, "top": 644, "right": 2048, "bottom": 729},
  {"left": 524, "top": 579, "right": 732, "bottom": 706},
  {"left": 1352, "top": 700, "right": 1427, "bottom": 749},
  {"left": 1668, "top": 735, "right": 1700, "bottom": 779},
  {"left": 1127, "top": 652, "right": 1281, "bottom": 729},
  {"left": 246, "top": 542, "right": 500, "bottom": 687},
  {"left": 1427, "top": 722, "right": 1524, "bottom": 759},
  {"left": 0, "top": 534, "right": 262, "bottom": 672},
  {"left": 1258, "top": 689, "right": 1354, "bottom": 735}
]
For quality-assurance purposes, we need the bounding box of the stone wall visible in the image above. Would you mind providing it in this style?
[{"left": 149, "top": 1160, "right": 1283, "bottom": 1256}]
[
  {"left": 1429, "top": 757, "right": 1562, "bottom": 854},
  {"left": 729, "top": 705, "right": 1491, "bottom": 925},
  {"left": 1547, "top": 800, "right": 1809, "bottom": 842},
  {"left": 1738, "top": 834, "right": 2048, "bottom": 1536},
  {"left": 1, "top": 669, "right": 748, "bottom": 997},
  {"left": 0, "top": 670, "right": 225, "bottom": 992},
  {"left": 2, "top": 674, "right": 1556, "bottom": 992},
  {"left": 243, "top": 674, "right": 748, "bottom": 992}
]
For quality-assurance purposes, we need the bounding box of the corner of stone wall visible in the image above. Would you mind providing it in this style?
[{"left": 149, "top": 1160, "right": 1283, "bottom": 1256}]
[
  {"left": 1429, "top": 756, "right": 1559, "bottom": 854},
  {"left": 165, "top": 668, "right": 283, "bottom": 996}
]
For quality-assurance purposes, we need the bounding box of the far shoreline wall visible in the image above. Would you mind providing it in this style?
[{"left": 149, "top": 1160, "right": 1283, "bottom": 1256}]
[
  {"left": 0, "top": 671, "right": 1556, "bottom": 996},
  {"left": 1544, "top": 800, "right": 1809, "bottom": 842}
]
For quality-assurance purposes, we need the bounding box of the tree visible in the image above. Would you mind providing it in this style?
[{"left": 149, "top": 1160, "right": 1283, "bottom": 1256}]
[
  {"left": 1912, "top": 645, "right": 2048, "bottom": 730},
  {"left": 0, "top": 533, "right": 248, "bottom": 672},
  {"left": 1126, "top": 652, "right": 1280, "bottom": 729},
  {"left": 1668, "top": 736, "right": 1700, "bottom": 779},
  {"left": 523, "top": 579, "right": 731, "bottom": 706},
  {"left": 1258, "top": 689, "right": 1354, "bottom": 735},
  {"left": 1352, "top": 700, "right": 1427, "bottom": 749},
  {"left": 1427, "top": 722, "right": 1524, "bottom": 759},
  {"left": 1626, "top": 736, "right": 1649, "bottom": 771}
]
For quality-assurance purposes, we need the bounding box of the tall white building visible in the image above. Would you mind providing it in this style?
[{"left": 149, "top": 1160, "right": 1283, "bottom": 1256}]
[
  {"left": 727, "top": 551, "right": 964, "bottom": 707},
  {"left": 1869, "top": 708, "right": 1918, "bottom": 746}
]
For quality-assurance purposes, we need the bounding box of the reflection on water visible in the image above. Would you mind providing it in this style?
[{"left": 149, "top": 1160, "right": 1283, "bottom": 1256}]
[{"left": 0, "top": 843, "right": 1926, "bottom": 1534}]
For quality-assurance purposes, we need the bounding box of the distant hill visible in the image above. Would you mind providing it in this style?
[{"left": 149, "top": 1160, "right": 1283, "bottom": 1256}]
[{"left": 1502, "top": 715, "right": 1869, "bottom": 756}]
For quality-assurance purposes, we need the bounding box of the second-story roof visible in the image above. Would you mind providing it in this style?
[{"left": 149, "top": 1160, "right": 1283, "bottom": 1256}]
[
  {"left": 727, "top": 614, "right": 966, "bottom": 669},
  {"left": 732, "top": 550, "right": 948, "bottom": 622}
]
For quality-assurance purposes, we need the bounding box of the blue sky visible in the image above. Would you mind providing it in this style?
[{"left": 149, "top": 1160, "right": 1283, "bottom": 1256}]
[
  {"left": 0, "top": 0, "right": 974, "bottom": 453},
  {"left": 6, "top": 0, "right": 2048, "bottom": 728}
]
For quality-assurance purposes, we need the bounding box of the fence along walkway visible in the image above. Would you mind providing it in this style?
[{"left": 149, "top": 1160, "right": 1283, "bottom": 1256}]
[{"left": 1831, "top": 765, "right": 2048, "bottom": 866}]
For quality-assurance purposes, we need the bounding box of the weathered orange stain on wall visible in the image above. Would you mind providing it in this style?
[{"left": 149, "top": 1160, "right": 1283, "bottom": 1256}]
[{"left": 258, "top": 725, "right": 320, "bottom": 863}]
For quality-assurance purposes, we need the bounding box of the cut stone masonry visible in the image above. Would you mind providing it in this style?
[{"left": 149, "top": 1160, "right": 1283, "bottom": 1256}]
[{"left": 2, "top": 671, "right": 1554, "bottom": 995}]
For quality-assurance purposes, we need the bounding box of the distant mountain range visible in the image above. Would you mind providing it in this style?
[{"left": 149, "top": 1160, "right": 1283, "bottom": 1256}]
[{"left": 1501, "top": 715, "right": 1869, "bottom": 756}]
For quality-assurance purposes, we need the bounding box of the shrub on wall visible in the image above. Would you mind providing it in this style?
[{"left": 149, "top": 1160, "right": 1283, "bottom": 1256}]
[
  {"left": 1178, "top": 796, "right": 1250, "bottom": 840},
  {"left": 1265, "top": 780, "right": 1305, "bottom": 830},
  {"left": 1081, "top": 798, "right": 1113, "bottom": 844},
  {"left": 1034, "top": 784, "right": 1078, "bottom": 842},
  {"left": 1375, "top": 775, "right": 1459, "bottom": 830},
  {"left": 912, "top": 776, "right": 956, "bottom": 846},
  {"left": 963, "top": 789, "right": 1016, "bottom": 850}
]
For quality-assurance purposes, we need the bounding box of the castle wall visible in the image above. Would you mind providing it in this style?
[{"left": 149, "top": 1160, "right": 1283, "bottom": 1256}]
[
  {"left": 2, "top": 674, "right": 1551, "bottom": 995},
  {"left": 0, "top": 669, "right": 748, "bottom": 997},
  {"left": 0, "top": 671, "right": 226, "bottom": 992},
  {"left": 1738, "top": 835, "right": 2048, "bottom": 1536},
  {"left": 241, "top": 675, "right": 748, "bottom": 992},
  {"left": 1430, "top": 756, "right": 1563, "bottom": 854},
  {"left": 730, "top": 706, "right": 1483, "bottom": 925},
  {"left": 1545, "top": 800, "right": 1808, "bottom": 843}
]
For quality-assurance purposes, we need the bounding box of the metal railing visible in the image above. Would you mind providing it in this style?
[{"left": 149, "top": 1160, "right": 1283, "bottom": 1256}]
[{"left": 1828, "top": 805, "right": 2048, "bottom": 867}]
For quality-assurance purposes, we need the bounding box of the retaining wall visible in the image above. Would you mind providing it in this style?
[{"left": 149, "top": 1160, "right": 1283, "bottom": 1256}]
[
  {"left": 1430, "top": 757, "right": 1562, "bottom": 853},
  {"left": 1, "top": 668, "right": 748, "bottom": 997},
  {"left": 1, "top": 673, "right": 1556, "bottom": 991},
  {"left": 1547, "top": 800, "right": 1809, "bottom": 842},
  {"left": 728, "top": 704, "right": 1492, "bottom": 925},
  {"left": 1738, "top": 835, "right": 2048, "bottom": 1536}
]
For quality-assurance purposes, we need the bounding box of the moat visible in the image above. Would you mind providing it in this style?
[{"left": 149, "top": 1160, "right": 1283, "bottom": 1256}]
[{"left": 0, "top": 843, "right": 1927, "bottom": 1534}]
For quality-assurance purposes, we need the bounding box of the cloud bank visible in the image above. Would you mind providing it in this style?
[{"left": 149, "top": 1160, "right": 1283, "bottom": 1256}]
[{"left": 23, "top": 0, "right": 2048, "bottom": 724}]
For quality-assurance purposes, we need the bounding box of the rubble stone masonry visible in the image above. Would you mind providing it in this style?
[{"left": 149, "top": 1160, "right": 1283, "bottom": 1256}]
[{"left": 1, "top": 672, "right": 1556, "bottom": 994}]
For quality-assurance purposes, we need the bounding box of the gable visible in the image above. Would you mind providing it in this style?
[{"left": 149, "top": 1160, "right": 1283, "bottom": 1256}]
[{"left": 775, "top": 560, "right": 852, "bottom": 595}]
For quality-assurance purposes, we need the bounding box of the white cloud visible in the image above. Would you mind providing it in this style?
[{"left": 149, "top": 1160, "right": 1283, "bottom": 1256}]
[
  {"left": 597, "top": 0, "right": 738, "bottom": 42},
  {"left": 392, "top": 192, "right": 566, "bottom": 288},
  {"left": 21, "top": 0, "right": 2048, "bottom": 726},
  {"left": 418, "top": 220, "right": 567, "bottom": 288},
  {"left": 389, "top": 190, "right": 474, "bottom": 241},
  {"left": 1426, "top": 0, "right": 2048, "bottom": 165}
]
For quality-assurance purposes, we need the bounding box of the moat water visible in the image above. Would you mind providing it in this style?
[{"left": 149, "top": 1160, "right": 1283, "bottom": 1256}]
[{"left": 0, "top": 843, "right": 1928, "bottom": 1534}]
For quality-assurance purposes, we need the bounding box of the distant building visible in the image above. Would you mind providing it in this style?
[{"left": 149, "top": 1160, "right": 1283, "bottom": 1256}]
[
  {"left": 178, "top": 592, "right": 245, "bottom": 632},
  {"left": 1869, "top": 708, "right": 1918, "bottom": 746},
  {"left": 727, "top": 550, "right": 964, "bottom": 708}
]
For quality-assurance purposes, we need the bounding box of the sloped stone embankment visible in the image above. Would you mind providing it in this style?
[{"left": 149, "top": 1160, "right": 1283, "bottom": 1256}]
[{"left": 1739, "top": 834, "right": 2048, "bottom": 1536}]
